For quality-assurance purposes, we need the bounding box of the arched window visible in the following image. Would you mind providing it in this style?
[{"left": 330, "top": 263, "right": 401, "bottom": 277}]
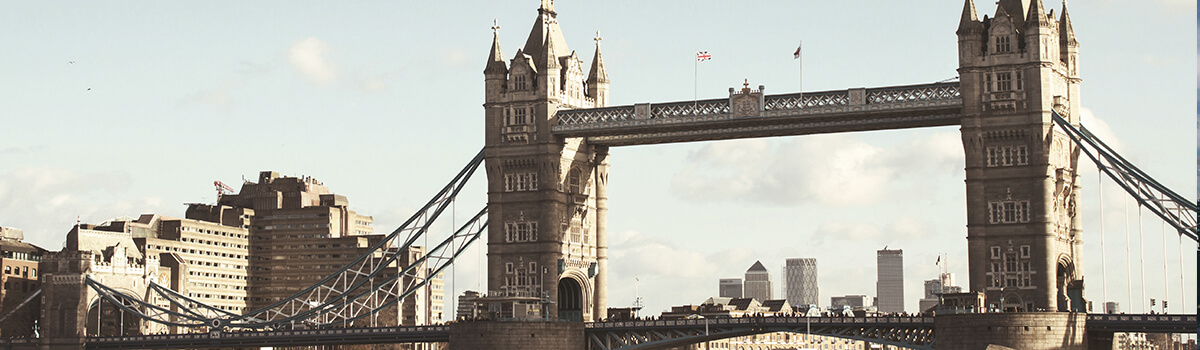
[{"left": 568, "top": 168, "right": 583, "bottom": 193}]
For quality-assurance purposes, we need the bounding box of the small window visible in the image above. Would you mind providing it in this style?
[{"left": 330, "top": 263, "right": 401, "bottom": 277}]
[
  {"left": 1020, "top": 246, "right": 1031, "bottom": 258},
  {"left": 514, "top": 75, "right": 528, "bottom": 91},
  {"left": 990, "top": 246, "right": 1001, "bottom": 259},
  {"left": 995, "top": 36, "right": 1011, "bottom": 53},
  {"left": 505, "top": 263, "right": 514, "bottom": 274},
  {"left": 996, "top": 72, "right": 1012, "bottom": 91}
]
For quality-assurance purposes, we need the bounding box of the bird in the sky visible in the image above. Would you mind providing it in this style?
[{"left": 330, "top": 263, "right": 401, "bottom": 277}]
[
  {"left": 87, "top": 88, "right": 91, "bottom": 91},
  {"left": 69, "top": 61, "right": 75, "bottom": 64}
]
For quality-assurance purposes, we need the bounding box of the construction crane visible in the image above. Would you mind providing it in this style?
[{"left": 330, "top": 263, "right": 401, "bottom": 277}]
[{"left": 213, "top": 180, "right": 236, "bottom": 196}]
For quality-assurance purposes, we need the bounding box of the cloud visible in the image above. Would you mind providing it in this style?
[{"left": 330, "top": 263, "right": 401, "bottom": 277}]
[
  {"left": 441, "top": 49, "right": 470, "bottom": 68},
  {"left": 0, "top": 146, "right": 44, "bottom": 156},
  {"left": 670, "top": 132, "right": 963, "bottom": 207},
  {"left": 289, "top": 37, "right": 339, "bottom": 84},
  {"left": 180, "top": 81, "right": 237, "bottom": 109},
  {"left": 0, "top": 167, "right": 168, "bottom": 249}
]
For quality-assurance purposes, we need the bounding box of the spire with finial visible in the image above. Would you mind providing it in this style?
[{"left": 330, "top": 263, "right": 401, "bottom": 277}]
[
  {"left": 588, "top": 31, "right": 609, "bottom": 85},
  {"left": 540, "top": 0, "right": 554, "bottom": 12},
  {"left": 485, "top": 19, "right": 508, "bottom": 75}
]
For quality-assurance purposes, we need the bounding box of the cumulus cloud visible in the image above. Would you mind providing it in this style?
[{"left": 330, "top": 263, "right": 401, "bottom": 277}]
[
  {"left": 289, "top": 37, "right": 339, "bottom": 84},
  {"left": 0, "top": 167, "right": 168, "bottom": 249},
  {"left": 670, "top": 131, "right": 963, "bottom": 207}
]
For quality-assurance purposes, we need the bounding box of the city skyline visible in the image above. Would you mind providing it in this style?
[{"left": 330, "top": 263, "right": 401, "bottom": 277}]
[{"left": 0, "top": 0, "right": 1195, "bottom": 316}]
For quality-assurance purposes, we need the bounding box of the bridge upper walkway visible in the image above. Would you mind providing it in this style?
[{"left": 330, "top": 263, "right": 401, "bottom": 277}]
[{"left": 552, "top": 82, "right": 962, "bottom": 146}]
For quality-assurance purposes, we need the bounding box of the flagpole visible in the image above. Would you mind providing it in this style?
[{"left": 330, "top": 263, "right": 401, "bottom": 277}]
[
  {"left": 694, "top": 50, "right": 698, "bottom": 106},
  {"left": 797, "top": 41, "right": 803, "bottom": 106}
]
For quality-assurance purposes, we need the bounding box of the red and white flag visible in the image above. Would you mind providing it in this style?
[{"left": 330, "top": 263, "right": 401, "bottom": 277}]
[
  {"left": 696, "top": 51, "right": 711, "bottom": 62},
  {"left": 793, "top": 43, "right": 802, "bottom": 59}
]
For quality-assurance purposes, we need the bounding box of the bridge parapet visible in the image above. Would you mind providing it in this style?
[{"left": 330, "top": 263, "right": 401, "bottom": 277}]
[
  {"left": 553, "top": 82, "right": 962, "bottom": 146},
  {"left": 558, "top": 82, "right": 959, "bottom": 126}
]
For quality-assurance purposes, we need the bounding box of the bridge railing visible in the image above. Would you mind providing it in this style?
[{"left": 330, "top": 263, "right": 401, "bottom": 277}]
[
  {"left": 585, "top": 316, "right": 935, "bottom": 329},
  {"left": 556, "top": 82, "right": 961, "bottom": 127},
  {"left": 88, "top": 325, "right": 450, "bottom": 343}
]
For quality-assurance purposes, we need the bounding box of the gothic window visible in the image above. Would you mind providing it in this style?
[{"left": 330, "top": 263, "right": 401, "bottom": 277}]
[
  {"left": 985, "top": 74, "right": 993, "bottom": 92},
  {"left": 569, "top": 214, "right": 583, "bottom": 244},
  {"left": 1015, "top": 71, "right": 1023, "bottom": 90},
  {"left": 996, "top": 72, "right": 1013, "bottom": 91},
  {"left": 504, "top": 173, "right": 538, "bottom": 192},
  {"left": 529, "top": 262, "right": 538, "bottom": 273},
  {"left": 504, "top": 221, "right": 538, "bottom": 242},
  {"left": 1004, "top": 253, "right": 1017, "bottom": 272},
  {"left": 514, "top": 74, "right": 528, "bottom": 91},
  {"left": 1021, "top": 261, "right": 1031, "bottom": 272},
  {"left": 505, "top": 263, "right": 514, "bottom": 274},
  {"left": 995, "top": 36, "right": 1011, "bottom": 53},
  {"left": 513, "top": 107, "right": 527, "bottom": 125},
  {"left": 991, "top": 246, "right": 1001, "bottom": 259},
  {"left": 986, "top": 145, "right": 1029, "bottom": 167},
  {"left": 1020, "top": 245, "right": 1030, "bottom": 258},
  {"left": 568, "top": 168, "right": 583, "bottom": 193},
  {"left": 989, "top": 200, "right": 1031, "bottom": 223},
  {"left": 1022, "top": 275, "right": 1031, "bottom": 287}
]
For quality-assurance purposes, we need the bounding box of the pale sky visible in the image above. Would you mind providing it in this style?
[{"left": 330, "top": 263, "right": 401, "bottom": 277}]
[{"left": 0, "top": 0, "right": 1195, "bottom": 319}]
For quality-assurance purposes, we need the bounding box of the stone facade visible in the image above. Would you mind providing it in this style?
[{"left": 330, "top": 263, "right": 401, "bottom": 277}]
[
  {"left": 957, "top": 0, "right": 1084, "bottom": 312},
  {"left": 483, "top": 0, "right": 610, "bottom": 322},
  {"left": 448, "top": 321, "right": 583, "bottom": 350},
  {"left": 936, "top": 313, "right": 1086, "bottom": 349}
]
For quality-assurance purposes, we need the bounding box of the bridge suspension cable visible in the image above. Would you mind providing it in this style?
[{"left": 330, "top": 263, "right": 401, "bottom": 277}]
[
  {"left": 85, "top": 149, "right": 490, "bottom": 330},
  {"left": 1051, "top": 112, "right": 1197, "bottom": 241},
  {"left": 1052, "top": 111, "right": 1196, "bottom": 316}
]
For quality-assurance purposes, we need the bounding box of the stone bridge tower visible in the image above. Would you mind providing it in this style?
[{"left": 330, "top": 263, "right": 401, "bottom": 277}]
[
  {"left": 483, "top": 0, "right": 610, "bottom": 321},
  {"left": 957, "top": 0, "right": 1084, "bottom": 312}
]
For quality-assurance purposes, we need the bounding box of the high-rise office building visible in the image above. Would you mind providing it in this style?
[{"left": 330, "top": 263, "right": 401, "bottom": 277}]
[
  {"left": 876, "top": 248, "right": 904, "bottom": 313},
  {"left": 719, "top": 278, "right": 743, "bottom": 298},
  {"left": 743, "top": 261, "right": 771, "bottom": 302},
  {"left": 783, "top": 258, "right": 818, "bottom": 307}
]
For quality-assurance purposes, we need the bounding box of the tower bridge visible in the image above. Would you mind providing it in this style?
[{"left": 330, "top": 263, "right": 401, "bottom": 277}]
[{"left": 17, "top": 0, "right": 1197, "bottom": 349}]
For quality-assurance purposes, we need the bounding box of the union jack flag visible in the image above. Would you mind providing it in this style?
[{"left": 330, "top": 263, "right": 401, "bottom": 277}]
[{"left": 696, "top": 51, "right": 711, "bottom": 62}]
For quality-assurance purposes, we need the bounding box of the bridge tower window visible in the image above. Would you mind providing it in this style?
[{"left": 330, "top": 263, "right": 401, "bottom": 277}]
[
  {"left": 995, "top": 36, "right": 1011, "bottom": 53},
  {"left": 988, "top": 200, "right": 1030, "bottom": 223},
  {"left": 514, "top": 74, "right": 527, "bottom": 91},
  {"left": 995, "top": 72, "right": 1012, "bottom": 91}
]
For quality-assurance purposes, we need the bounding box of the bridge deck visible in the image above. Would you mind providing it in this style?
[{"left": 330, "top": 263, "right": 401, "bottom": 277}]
[{"left": 553, "top": 82, "right": 962, "bottom": 146}]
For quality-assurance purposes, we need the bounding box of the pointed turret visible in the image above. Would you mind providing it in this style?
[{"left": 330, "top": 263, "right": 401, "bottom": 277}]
[
  {"left": 1059, "top": 3, "right": 1077, "bottom": 47},
  {"left": 957, "top": 0, "right": 984, "bottom": 36},
  {"left": 587, "top": 34, "right": 609, "bottom": 85},
  {"left": 484, "top": 22, "right": 508, "bottom": 76},
  {"left": 997, "top": 0, "right": 1029, "bottom": 28},
  {"left": 522, "top": 3, "right": 570, "bottom": 69},
  {"left": 1025, "top": 0, "right": 1049, "bottom": 28},
  {"left": 587, "top": 31, "right": 610, "bottom": 107}
]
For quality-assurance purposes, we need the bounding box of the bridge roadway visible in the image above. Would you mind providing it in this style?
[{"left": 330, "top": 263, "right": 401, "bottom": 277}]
[
  {"left": 67, "top": 314, "right": 1195, "bottom": 350},
  {"left": 552, "top": 82, "right": 962, "bottom": 146}
]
